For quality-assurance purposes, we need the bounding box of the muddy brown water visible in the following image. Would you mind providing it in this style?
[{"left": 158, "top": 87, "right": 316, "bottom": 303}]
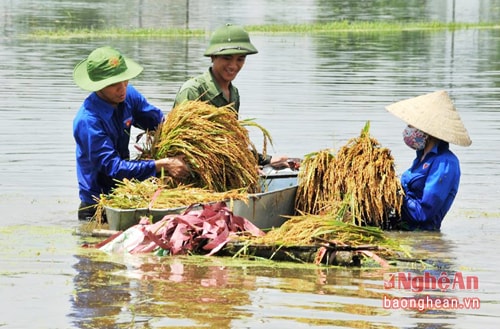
[{"left": 1, "top": 1, "right": 500, "bottom": 328}]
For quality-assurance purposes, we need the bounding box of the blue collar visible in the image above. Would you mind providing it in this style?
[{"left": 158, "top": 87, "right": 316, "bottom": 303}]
[{"left": 87, "top": 92, "right": 121, "bottom": 120}]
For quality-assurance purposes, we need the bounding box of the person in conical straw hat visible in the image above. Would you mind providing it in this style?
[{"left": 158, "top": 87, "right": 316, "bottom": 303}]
[
  {"left": 73, "top": 46, "right": 189, "bottom": 222},
  {"left": 173, "top": 23, "right": 289, "bottom": 169},
  {"left": 385, "top": 90, "right": 471, "bottom": 231}
]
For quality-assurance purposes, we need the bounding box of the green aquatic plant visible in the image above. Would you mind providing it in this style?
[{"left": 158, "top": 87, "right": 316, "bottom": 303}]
[
  {"left": 26, "top": 27, "right": 204, "bottom": 39},
  {"left": 246, "top": 20, "right": 499, "bottom": 33},
  {"left": 25, "top": 20, "right": 500, "bottom": 39}
]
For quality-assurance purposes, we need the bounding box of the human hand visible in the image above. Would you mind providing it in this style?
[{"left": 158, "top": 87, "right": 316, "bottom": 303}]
[
  {"left": 269, "top": 155, "right": 289, "bottom": 169},
  {"left": 155, "top": 155, "right": 190, "bottom": 179}
]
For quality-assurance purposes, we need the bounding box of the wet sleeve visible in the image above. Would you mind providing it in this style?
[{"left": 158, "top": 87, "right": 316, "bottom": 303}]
[
  {"left": 81, "top": 117, "right": 157, "bottom": 181},
  {"left": 403, "top": 159, "right": 458, "bottom": 222}
]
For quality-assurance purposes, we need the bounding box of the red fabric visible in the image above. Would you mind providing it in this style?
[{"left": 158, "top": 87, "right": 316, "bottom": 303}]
[{"left": 96, "top": 201, "right": 264, "bottom": 256}]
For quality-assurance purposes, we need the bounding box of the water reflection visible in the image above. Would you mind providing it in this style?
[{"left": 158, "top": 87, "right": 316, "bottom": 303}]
[
  {"left": 71, "top": 253, "right": 257, "bottom": 328},
  {"left": 70, "top": 251, "right": 397, "bottom": 328},
  {"left": 131, "top": 257, "right": 255, "bottom": 328},
  {"left": 381, "top": 232, "right": 483, "bottom": 329},
  {"left": 71, "top": 254, "right": 131, "bottom": 328},
  {"left": 70, "top": 240, "right": 476, "bottom": 329}
]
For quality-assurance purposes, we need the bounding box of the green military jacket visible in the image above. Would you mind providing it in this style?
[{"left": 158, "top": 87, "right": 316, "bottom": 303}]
[
  {"left": 172, "top": 68, "right": 271, "bottom": 165},
  {"left": 173, "top": 69, "right": 240, "bottom": 112}
]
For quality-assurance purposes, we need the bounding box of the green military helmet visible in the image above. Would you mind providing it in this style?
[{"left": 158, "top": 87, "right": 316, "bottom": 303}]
[{"left": 204, "top": 23, "right": 258, "bottom": 56}]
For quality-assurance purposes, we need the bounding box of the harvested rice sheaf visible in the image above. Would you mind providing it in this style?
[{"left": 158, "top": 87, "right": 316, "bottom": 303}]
[
  {"left": 294, "top": 149, "right": 336, "bottom": 215},
  {"left": 98, "top": 177, "right": 248, "bottom": 210},
  {"left": 233, "top": 122, "right": 408, "bottom": 263},
  {"left": 295, "top": 121, "right": 403, "bottom": 229},
  {"left": 139, "top": 100, "right": 273, "bottom": 193},
  {"left": 252, "top": 213, "right": 407, "bottom": 258}
]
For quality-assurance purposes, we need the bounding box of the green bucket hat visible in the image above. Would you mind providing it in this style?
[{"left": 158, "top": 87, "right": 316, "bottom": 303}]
[
  {"left": 204, "top": 23, "right": 258, "bottom": 57},
  {"left": 73, "top": 46, "right": 143, "bottom": 91}
]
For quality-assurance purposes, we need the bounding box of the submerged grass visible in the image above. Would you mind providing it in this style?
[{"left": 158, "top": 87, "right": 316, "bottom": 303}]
[
  {"left": 27, "top": 27, "right": 205, "bottom": 39},
  {"left": 25, "top": 20, "right": 500, "bottom": 39},
  {"left": 247, "top": 20, "right": 500, "bottom": 33}
]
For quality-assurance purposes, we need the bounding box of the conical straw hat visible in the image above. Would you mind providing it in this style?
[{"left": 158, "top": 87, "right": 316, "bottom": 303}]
[{"left": 385, "top": 90, "right": 471, "bottom": 147}]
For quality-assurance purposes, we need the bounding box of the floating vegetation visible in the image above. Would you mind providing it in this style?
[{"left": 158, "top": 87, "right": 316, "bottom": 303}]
[
  {"left": 26, "top": 21, "right": 500, "bottom": 39},
  {"left": 26, "top": 27, "right": 204, "bottom": 39},
  {"left": 139, "top": 100, "right": 271, "bottom": 193},
  {"left": 295, "top": 121, "right": 402, "bottom": 228},
  {"left": 247, "top": 20, "right": 500, "bottom": 33}
]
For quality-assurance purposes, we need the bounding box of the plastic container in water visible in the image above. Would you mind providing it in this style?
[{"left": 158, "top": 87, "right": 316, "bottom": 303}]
[
  {"left": 104, "top": 207, "right": 149, "bottom": 231},
  {"left": 149, "top": 205, "right": 190, "bottom": 222},
  {"left": 104, "top": 166, "right": 300, "bottom": 231}
]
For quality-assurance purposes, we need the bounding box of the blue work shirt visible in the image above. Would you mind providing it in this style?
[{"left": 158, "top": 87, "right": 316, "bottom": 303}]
[
  {"left": 400, "top": 141, "right": 460, "bottom": 231},
  {"left": 73, "top": 85, "right": 163, "bottom": 204}
]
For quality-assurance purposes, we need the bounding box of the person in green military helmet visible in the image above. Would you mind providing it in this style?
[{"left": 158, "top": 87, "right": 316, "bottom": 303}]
[
  {"left": 173, "top": 24, "right": 289, "bottom": 168},
  {"left": 174, "top": 23, "right": 257, "bottom": 112}
]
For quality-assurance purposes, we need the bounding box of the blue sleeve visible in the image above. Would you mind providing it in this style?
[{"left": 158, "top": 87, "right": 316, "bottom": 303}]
[
  {"left": 403, "top": 158, "right": 458, "bottom": 222},
  {"left": 128, "top": 85, "right": 165, "bottom": 130},
  {"left": 78, "top": 116, "right": 157, "bottom": 181}
]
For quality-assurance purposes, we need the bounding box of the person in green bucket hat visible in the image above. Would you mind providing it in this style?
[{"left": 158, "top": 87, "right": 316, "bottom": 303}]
[
  {"left": 173, "top": 24, "right": 288, "bottom": 168},
  {"left": 73, "top": 46, "right": 189, "bottom": 222}
]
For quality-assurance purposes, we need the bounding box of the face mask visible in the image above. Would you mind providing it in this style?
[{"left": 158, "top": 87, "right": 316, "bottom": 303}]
[{"left": 403, "top": 126, "right": 428, "bottom": 150}]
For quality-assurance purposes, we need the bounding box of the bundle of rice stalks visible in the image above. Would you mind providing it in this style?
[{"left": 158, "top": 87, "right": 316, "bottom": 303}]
[
  {"left": 295, "top": 121, "right": 403, "bottom": 228},
  {"left": 248, "top": 212, "right": 408, "bottom": 259},
  {"left": 294, "top": 149, "right": 336, "bottom": 215},
  {"left": 97, "top": 177, "right": 248, "bottom": 210},
  {"left": 139, "top": 100, "right": 273, "bottom": 193}
]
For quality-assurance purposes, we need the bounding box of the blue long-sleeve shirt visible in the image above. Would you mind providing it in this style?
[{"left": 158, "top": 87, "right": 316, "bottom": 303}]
[
  {"left": 400, "top": 141, "right": 460, "bottom": 231},
  {"left": 73, "top": 85, "right": 163, "bottom": 204}
]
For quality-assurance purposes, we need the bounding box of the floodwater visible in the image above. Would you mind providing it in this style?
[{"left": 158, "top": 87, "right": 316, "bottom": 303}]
[{"left": 1, "top": 0, "right": 500, "bottom": 328}]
